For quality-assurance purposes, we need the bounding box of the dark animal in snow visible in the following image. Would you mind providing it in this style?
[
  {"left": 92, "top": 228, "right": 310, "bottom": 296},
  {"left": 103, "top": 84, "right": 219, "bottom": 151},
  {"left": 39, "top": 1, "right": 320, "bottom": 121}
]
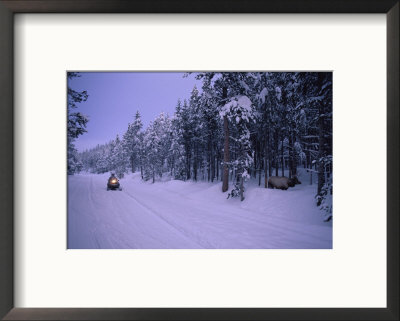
[
  {"left": 290, "top": 176, "right": 301, "bottom": 185},
  {"left": 268, "top": 176, "right": 301, "bottom": 190}
]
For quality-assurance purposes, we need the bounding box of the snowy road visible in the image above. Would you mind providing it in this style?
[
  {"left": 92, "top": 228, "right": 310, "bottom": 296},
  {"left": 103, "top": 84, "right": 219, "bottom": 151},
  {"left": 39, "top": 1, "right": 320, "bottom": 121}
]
[{"left": 68, "top": 173, "right": 332, "bottom": 249}]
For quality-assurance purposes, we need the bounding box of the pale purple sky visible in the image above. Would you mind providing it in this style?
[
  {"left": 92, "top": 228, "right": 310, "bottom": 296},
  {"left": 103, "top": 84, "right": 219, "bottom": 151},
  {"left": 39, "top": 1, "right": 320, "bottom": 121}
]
[{"left": 69, "top": 72, "right": 201, "bottom": 152}]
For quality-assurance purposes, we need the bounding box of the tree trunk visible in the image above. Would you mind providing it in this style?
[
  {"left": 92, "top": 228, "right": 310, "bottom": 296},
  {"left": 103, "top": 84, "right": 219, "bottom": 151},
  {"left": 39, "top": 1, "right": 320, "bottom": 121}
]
[
  {"left": 240, "top": 175, "right": 245, "bottom": 201},
  {"left": 268, "top": 155, "right": 272, "bottom": 177},
  {"left": 216, "top": 151, "right": 219, "bottom": 182},
  {"left": 317, "top": 73, "right": 326, "bottom": 196},
  {"left": 130, "top": 156, "right": 135, "bottom": 173},
  {"left": 186, "top": 147, "right": 191, "bottom": 180},
  {"left": 207, "top": 139, "right": 211, "bottom": 182},
  {"left": 222, "top": 87, "right": 229, "bottom": 193},
  {"left": 211, "top": 142, "right": 215, "bottom": 183},
  {"left": 273, "top": 131, "right": 278, "bottom": 176},
  {"left": 288, "top": 133, "right": 293, "bottom": 179},
  {"left": 281, "top": 137, "right": 285, "bottom": 177},
  {"left": 264, "top": 139, "right": 269, "bottom": 188},
  {"left": 207, "top": 155, "right": 211, "bottom": 181},
  {"left": 193, "top": 145, "right": 198, "bottom": 181},
  {"left": 170, "top": 156, "right": 174, "bottom": 176},
  {"left": 258, "top": 141, "right": 262, "bottom": 186},
  {"left": 291, "top": 134, "right": 297, "bottom": 178},
  {"left": 317, "top": 113, "right": 325, "bottom": 196}
]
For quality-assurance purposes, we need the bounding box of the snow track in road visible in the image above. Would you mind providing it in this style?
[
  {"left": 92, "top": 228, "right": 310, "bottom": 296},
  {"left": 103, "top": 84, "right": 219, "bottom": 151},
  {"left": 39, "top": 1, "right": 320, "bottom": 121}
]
[
  {"left": 119, "top": 189, "right": 204, "bottom": 248},
  {"left": 68, "top": 173, "right": 332, "bottom": 249}
]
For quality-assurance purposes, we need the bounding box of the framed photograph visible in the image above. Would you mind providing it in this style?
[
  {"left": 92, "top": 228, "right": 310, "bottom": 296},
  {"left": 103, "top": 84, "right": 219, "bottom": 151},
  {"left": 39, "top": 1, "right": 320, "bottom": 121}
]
[{"left": 0, "top": 1, "right": 398, "bottom": 320}]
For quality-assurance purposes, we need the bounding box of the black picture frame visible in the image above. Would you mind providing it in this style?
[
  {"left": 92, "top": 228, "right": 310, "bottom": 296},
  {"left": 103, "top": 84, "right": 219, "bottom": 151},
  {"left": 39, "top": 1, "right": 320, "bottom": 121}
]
[{"left": 0, "top": 1, "right": 398, "bottom": 320}]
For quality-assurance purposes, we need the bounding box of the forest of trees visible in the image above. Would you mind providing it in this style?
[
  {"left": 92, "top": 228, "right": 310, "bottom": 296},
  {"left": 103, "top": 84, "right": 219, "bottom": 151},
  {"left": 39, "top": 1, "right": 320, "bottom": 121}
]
[{"left": 73, "top": 72, "right": 332, "bottom": 218}]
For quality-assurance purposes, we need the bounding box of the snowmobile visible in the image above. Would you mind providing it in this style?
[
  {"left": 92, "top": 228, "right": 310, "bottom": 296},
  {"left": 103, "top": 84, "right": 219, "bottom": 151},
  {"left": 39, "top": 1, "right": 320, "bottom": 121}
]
[{"left": 107, "top": 174, "right": 122, "bottom": 191}]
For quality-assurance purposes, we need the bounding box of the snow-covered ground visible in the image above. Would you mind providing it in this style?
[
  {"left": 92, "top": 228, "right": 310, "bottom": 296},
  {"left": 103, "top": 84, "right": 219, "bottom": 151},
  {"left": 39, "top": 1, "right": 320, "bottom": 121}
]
[{"left": 68, "top": 170, "right": 332, "bottom": 249}]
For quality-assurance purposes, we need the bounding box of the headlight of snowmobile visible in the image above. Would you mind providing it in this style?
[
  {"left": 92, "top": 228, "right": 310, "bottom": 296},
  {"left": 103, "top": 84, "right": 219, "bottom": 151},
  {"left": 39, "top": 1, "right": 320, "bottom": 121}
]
[{"left": 111, "top": 179, "right": 117, "bottom": 184}]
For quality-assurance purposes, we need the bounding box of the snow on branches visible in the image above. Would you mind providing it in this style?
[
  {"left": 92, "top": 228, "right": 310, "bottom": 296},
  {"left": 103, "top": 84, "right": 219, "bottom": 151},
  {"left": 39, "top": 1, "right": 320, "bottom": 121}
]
[
  {"left": 220, "top": 95, "right": 253, "bottom": 123},
  {"left": 221, "top": 96, "right": 255, "bottom": 201},
  {"left": 67, "top": 73, "right": 89, "bottom": 175}
]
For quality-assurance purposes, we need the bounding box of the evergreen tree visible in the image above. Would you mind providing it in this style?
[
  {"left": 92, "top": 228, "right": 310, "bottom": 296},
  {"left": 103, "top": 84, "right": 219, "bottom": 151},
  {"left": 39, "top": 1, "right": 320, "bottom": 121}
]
[
  {"left": 67, "top": 72, "right": 89, "bottom": 175},
  {"left": 142, "top": 113, "right": 172, "bottom": 182},
  {"left": 170, "top": 101, "right": 186, "bottom": 179},
  {"left": 112, "top": 135, "right": 128, "bottom": 178},
  {"left": 199, "top": 77, "right": 221, "bottom": 182},
  {"left": 196, "top": 72, "right": 254, "bottom": 193},
  {"left": 122, "top": 111, "right": 143, "bottom": 173},
  {"left": 222, "top": 96, "right": 255, "bottom": 201}
]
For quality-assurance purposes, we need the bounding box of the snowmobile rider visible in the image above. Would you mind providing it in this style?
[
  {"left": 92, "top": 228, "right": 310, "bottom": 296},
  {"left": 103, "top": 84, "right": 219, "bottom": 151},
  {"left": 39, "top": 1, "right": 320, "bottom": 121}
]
[{"left": 107, "top": 172, "right": 121, "bottom": 191}]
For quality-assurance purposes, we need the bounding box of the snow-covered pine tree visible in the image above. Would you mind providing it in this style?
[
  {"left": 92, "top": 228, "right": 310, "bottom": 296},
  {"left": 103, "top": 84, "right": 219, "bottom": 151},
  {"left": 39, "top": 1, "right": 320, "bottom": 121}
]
[
  {"left": 177, "top": 99, "right": 193, "bottom": 180},
  {"left": 253, "top": 72, "right": 273, "bottom": 186},
  {"left": 170, "top": 100, "right": 187, "bottom": 180},
  {"left": 196, "top": 72, "right": 255, "bottom": 193},
  {"left": 67, "top": 144, "right": 83, "bottom": 174},
  {"left": 142, "top": 113, "right": 172, "bottom": 182},
  {"left": 314, "top": 73, "right": 332, "bottom": 220},
  {"left": 221, "top": 95, "right": 255, "bottom": 201},
  {"left": 112, "top": 135, "right": 128, "bottom": 178},
  {"left": 96, "top": 149, "right": 109, "bottom": 173},
  {"left": 199, "top": 76, "right": 221, "bottom": 182},
  {"left": 122, "top": 111, "right": 143, "bottom": 173},
  {"left": 280, "top": 73, "right": 300, "bottom": 180},
  {"left": 188, "top": 86, "right": 203, "bottom": 181},
  {"left": 142, "top": 126, "right": 155, "bottom": 182},
  {"left": 67, "top": 72, "right": 89, "bottom": 175}
]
